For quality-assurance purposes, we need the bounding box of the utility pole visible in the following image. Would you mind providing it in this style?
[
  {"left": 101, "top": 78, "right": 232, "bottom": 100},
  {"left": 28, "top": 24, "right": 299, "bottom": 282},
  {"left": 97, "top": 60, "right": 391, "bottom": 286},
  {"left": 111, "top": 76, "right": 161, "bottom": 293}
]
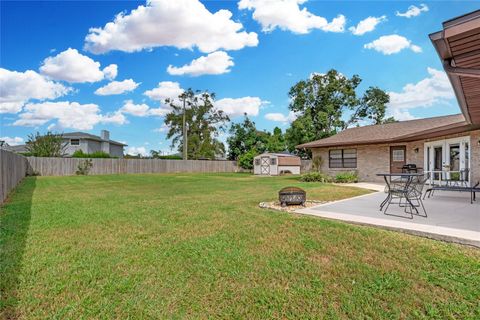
[{"left": 182, "top": 95, "right": 187, "bottom": 160}]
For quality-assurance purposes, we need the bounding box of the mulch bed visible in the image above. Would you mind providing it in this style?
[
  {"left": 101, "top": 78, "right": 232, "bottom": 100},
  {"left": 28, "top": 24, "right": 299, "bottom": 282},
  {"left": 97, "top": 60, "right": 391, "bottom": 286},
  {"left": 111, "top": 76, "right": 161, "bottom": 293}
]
[{"left": 259, "top": 200, "right": 329, "bottom": 213}]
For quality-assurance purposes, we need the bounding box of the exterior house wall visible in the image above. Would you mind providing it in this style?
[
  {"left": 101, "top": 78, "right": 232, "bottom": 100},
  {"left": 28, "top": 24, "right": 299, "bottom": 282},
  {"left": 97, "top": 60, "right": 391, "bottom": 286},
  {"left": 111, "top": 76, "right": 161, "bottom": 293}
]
[
  {"left": 63, "top": 139, "right": 124, "bottom": 157},
  {"left": 109, "top": 144, "right": 124, "bottom": 158},
  {"left": 63, "top": 138, "right": 89, "bottom": 155},
  {"left": 311, "top": 129, "right": 480, "bottom": 183},
  {"left": 86, "top": 140, "right": 102, "bottom": 154}
]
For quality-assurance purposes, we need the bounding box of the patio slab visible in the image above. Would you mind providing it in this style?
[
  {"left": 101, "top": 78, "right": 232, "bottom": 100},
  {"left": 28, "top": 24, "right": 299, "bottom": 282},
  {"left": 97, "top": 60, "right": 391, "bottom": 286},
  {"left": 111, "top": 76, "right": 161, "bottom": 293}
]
[{"left": 297, "top": 190, "right": 480, "bottom": 247}]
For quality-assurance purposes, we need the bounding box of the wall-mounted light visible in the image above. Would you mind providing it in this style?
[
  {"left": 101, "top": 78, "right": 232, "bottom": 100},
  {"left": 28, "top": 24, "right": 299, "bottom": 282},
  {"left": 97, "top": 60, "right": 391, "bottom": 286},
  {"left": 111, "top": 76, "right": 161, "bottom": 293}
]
[{"left": 414, "top": 147, "right": 419, "bottom": 153}]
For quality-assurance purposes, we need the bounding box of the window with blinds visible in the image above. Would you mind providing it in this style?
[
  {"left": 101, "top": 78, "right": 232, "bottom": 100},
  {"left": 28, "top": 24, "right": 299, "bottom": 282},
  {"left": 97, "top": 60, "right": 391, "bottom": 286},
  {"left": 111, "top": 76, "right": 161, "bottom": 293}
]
[{"left": 329, "top": 149, "right": 357, "bottom": 168}]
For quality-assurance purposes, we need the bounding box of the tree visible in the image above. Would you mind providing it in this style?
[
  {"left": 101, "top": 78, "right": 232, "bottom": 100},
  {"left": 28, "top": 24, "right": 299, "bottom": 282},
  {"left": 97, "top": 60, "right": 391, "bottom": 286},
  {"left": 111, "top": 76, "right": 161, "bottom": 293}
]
[
  {"left": 238, "top": 148, "right": 257, "bottom": 170},
  {"left": 25, "top": 132, "right": 66, "bottom": 157},
  {"left": 226, "top": 114, "right": 269, "bottom": 160},
  {"left": 287, "top": 69, "right": 391, "bottom": 157},
  {"left": 285, "top": 115, "right": 316, "bottom": 158},
  {"left": 164, "top": 89, "right": 229, "bottom": 160},
  {"left": 266, "top": 127, "right": 286, "bottom": 153}
]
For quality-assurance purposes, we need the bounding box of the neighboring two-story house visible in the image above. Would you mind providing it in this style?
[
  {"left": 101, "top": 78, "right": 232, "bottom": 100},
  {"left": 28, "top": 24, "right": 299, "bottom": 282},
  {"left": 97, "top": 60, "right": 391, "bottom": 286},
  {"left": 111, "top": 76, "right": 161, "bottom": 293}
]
[
  {"left": 3, "top": 130, "right": 126, "bottom": 158},
  {"left": 62, "top": 130, "right": 126, "bottom": 157}
]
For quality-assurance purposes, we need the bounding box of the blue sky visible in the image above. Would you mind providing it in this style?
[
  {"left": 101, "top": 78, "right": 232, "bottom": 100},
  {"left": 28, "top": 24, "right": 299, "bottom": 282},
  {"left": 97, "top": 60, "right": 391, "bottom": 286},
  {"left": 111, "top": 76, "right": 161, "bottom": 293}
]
[{"left": 1, "top": 1, "right": 479, "bottom": 155}]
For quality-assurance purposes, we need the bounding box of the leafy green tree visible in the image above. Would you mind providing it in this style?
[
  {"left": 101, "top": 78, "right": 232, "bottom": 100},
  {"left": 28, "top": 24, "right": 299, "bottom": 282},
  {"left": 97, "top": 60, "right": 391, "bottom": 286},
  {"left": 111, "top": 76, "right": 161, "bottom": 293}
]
[
  {"left": 285, "top": 114, "right": 316, "bottom": 158},
  {"left": 226, "top": 114, "right": 269, "bottom": 160},
  {"left": 26, "top": 132, "right": 66, "bottom": 157},
  {"left": 164, "top": 89, "right": 230, "bottom": 160},
  {"left": 266, "top": 127, "right": 286, "bottom": 153},
  {"left": 287, "top": 69, "right": 391, "bottom": 157},
  {"left": 238, "top": 148, "right": 257, "bottom": 170}
]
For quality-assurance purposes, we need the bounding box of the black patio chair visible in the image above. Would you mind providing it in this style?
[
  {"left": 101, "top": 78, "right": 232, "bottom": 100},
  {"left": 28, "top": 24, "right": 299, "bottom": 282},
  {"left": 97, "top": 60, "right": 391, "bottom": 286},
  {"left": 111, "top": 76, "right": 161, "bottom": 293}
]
[{"left": 383, "top": 174, "right": 429, "bottom": 218}]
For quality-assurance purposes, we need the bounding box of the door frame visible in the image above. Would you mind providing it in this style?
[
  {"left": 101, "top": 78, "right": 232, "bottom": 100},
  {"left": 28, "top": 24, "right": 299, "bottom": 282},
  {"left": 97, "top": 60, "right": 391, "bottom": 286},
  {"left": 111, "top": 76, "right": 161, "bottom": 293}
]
[
  {"left": 390, "top": 145, "right": 407, "bottom": 173},
  {"left": 424, "top": 136, "right": 470, "bottom": 185}
]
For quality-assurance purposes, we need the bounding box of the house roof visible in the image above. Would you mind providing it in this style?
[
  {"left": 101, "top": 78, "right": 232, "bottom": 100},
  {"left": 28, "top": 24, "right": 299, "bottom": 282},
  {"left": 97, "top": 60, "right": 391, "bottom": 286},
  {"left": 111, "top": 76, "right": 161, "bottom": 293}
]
[
  {"left": 255, "top": 152, "right": 300, "bottom": 158},
  {"left": 297, "top": 114, "right": 479, "bottom": 149},
  {"left": 62, "top": 132, "right": 127, "bottom": 146},
  {"left": 430, "top": 10, "right": 480, "bottom": 124},
  {"left": 3, "top": 144, "right": 28, "bottom": 153}
]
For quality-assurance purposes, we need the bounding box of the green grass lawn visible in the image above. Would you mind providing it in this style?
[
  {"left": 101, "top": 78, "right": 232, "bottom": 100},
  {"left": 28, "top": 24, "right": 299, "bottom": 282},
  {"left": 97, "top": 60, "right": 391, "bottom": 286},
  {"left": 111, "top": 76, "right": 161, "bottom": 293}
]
[{"left": 1, "top": 173, "right": 479, "bottom": 319}]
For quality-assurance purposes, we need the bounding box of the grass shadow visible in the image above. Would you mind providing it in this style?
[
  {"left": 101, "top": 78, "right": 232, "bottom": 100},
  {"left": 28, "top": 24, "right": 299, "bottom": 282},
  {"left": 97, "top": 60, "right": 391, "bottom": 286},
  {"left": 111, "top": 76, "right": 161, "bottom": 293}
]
[{"left": 0, "top": 177, "right": 36, "bottom": 319}]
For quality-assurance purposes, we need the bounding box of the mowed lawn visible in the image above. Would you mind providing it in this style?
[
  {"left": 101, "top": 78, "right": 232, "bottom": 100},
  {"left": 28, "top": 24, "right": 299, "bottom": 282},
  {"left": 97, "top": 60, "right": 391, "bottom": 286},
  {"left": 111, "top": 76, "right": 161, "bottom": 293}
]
[{"left": 1, "top": 174, "right": 479, "bottom": 319}]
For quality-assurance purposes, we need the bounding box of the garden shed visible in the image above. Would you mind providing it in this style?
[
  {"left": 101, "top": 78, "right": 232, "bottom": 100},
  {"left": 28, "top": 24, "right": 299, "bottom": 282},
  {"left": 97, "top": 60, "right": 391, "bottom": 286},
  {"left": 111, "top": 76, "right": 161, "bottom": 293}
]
[{"left": 253, "top": 153, "right": 301, "bottom": 176}]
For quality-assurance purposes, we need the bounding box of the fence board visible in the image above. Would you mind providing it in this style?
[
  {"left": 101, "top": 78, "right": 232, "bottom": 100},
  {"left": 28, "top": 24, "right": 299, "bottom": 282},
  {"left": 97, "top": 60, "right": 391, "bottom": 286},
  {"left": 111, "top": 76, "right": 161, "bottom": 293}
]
[
  {"left": 0, "top": 150, "right": 27, "bottom": 203},
  {"left": 26, "top": 157, "right": 242, "bottom": 176}
]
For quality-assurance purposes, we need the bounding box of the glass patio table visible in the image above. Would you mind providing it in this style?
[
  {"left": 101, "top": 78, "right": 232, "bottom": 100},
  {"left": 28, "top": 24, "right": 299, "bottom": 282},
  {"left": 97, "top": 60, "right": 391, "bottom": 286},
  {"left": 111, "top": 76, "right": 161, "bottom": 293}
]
[{"left": 377, "top": 173, "right": 425, "bottom": 213}]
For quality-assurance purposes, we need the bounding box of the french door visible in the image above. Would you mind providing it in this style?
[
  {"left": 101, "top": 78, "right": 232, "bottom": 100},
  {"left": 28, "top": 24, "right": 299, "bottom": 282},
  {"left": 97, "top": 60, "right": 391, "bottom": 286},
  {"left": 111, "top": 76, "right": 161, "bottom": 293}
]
[{"left": 424, "top": 136, "right": 470, "bottom": 185}]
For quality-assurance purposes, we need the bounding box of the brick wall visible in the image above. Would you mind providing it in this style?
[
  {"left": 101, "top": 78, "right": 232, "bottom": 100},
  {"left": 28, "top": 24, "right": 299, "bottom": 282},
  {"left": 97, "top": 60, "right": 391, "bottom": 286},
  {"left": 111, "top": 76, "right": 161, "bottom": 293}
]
[{"left": 311, "top": 129, "right": 480, "bottom": 183}]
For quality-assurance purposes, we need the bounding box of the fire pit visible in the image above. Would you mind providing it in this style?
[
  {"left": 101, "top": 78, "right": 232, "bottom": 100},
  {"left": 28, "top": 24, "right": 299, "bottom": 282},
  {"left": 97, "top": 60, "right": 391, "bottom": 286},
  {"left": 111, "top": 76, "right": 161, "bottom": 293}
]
[{"left": 279, "top": 186, "right": 306, "bottom": 207}]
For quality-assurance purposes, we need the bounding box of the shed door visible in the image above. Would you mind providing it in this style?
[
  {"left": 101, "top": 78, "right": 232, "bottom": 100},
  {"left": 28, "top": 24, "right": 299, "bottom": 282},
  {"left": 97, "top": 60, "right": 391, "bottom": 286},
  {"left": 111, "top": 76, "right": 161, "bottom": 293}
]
[
  {"left": 390, "top": 146, "right": 406, "bottom": 173},
  {"left": 261, "top": 157, "right": 270, "bottom": 175}
]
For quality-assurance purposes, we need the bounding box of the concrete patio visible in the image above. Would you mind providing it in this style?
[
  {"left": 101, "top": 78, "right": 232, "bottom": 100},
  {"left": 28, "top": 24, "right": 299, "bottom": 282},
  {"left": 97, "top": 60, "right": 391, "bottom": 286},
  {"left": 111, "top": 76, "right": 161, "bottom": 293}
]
[{"left": 297, "top": 183, "right": 480, "bottom": 247}]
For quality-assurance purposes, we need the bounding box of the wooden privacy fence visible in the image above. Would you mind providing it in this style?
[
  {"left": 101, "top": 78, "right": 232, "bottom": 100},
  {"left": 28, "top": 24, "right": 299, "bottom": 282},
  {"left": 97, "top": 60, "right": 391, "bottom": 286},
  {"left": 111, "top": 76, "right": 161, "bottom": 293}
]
[
  {"left": 26, "top": 157, "right": 244, "bottom": 176},
  {"left": 1, "top": 150, "right": 28, "bottom": 203}
]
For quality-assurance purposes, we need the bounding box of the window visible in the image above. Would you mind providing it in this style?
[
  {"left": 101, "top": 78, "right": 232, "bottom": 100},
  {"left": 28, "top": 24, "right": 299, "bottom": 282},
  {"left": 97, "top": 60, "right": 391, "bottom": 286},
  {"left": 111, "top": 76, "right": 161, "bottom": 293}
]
[
  {"left": 270, "top": 158, "right": 276, "bottom": 165},
  {"left": 70, "top": 139, "right": 80, "bottom": 146},
  {"left": 254, "top": 159, "right": 260, "bottom": 166},
  {"left": 392, "top": 149, "right": 405, "bottom": 162},
  {"left": 329, "top": 149, "right": 357, "bottom": 168}
]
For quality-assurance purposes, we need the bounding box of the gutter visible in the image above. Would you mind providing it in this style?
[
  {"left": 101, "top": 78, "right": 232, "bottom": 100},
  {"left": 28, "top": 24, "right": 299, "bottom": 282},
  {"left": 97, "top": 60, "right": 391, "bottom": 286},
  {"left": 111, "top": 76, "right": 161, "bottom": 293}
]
[{"left": 443, "top": 59, "right": 480, "bottom": 79}]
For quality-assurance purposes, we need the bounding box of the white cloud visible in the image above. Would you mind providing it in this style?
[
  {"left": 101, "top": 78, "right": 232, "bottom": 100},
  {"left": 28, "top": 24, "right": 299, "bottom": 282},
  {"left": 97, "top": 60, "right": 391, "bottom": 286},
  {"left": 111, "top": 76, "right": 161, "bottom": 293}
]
[
  {"left": 364, "top": 35, "right": 422, "bottom": 55},
  {"left": 154, "top": 124, "right": 170, "bottom": 133},
  {"left": 264, "top": 111, "right": 297, "bottom": 123},
  {"left": 84, "top": 0, "right": 258, "bottom": 54},
  {"left": 102, "top": 64, "right": 118, "bottom": 80},
  {"left": 126, "top": 146, "right": 148, "bottom": 157},
  {"left": 215, "top": 96, "right": 266, "bottom": 117},
  {"left": 1, "top": 136, "right": 24, "bottom": 146},
  {"left": 396, "top": 4, "right": 428, "bottom": 18},
  {"left": 349, "top": 15, "right": 386, "bottom": 36},
  {"left": 144, "top": 81, "right": 184, "bottom": 103},
  {"left": 387, "top": 68, "right": 455, "bottom": 119},
  {"left": 238, "top": 0, "right": 345, "bottom": 34},
  {"left": 40, "top": 48, "right": 115, "bottom": 83},
  {"left": 0, "top": 68, "right": 71, "bottom": 114},
  {"left": 119, "top": 100, "right": 169, "bottom": 117},
  {"left": 95, "top": 79, "right": 140, "bottom": 95},
  {"left": 13, "top": 101, "right": 127, "bottom": 130},
  {"left": 390, "top": 109, "right": 417, "bottom": 121},
  {"left": 167, "top": 51, "right": 234, "bottom": 76}
]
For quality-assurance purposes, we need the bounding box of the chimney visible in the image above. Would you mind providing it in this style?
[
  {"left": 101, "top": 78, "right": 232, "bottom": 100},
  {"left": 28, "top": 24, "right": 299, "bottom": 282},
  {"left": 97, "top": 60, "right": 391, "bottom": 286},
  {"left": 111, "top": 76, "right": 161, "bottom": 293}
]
[{"left": 101, "top": 130, "right": 110, "bottom": 141}]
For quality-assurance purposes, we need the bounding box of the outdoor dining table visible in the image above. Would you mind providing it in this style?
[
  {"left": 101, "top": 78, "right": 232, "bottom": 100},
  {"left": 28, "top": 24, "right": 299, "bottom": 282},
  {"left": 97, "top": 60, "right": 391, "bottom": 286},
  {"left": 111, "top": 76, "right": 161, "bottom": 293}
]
[{"left": 376, "top": 173, "right": 425, "bottom": 213}]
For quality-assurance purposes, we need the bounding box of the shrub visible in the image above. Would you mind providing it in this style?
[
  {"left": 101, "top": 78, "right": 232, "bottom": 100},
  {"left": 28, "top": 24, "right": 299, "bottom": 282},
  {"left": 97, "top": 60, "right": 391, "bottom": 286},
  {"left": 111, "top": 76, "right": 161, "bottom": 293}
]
[
  {"left": 300, "top": 171, "right": 332, "bottom": 183},
  {"left": 72, "top": 150, "right": 112, "bottom": 158},
  {"left": 334, "top": 171, "right": 358, "bottom": 183},
  {"left": 76, "top": 159, "right": 93, "bottom": 175},
  {"left": 238, "top": 148, "right": 257, "bottom": 170},
  {"left": 26, "top": 131, "right": 66, "bottom": 157}
]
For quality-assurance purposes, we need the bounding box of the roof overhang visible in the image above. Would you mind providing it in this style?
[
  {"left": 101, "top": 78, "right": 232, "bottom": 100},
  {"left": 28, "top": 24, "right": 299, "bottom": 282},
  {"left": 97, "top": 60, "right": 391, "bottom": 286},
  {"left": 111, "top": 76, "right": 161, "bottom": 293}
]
[
  {"left": 430, "top": 10, "right": 480, "bottom": 124},
  {"left": 297, "top": 122, "right": 480, "bottom": 149}
]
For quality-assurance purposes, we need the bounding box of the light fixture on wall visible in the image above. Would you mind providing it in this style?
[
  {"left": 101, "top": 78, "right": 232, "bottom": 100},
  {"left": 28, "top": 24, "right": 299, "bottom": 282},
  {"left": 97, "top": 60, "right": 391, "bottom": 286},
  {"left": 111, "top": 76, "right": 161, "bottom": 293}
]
[{"left": 414, "top": 147, "right": 419, "bottom": 153}]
